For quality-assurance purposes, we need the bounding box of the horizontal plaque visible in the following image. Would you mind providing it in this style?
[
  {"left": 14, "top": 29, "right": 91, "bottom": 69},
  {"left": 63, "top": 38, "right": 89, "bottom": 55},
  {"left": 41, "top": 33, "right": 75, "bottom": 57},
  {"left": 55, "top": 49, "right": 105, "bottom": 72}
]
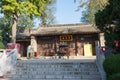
[{"left": 60, "top": 35, "right": 73, "bottom": 41}]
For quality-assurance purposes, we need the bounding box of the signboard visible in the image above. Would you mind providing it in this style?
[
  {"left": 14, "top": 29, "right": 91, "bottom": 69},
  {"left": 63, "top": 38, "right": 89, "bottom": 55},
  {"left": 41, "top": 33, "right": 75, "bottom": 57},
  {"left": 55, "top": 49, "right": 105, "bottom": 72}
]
[{"left": 60, "top": 35, "right": 73, "bottom": 41}]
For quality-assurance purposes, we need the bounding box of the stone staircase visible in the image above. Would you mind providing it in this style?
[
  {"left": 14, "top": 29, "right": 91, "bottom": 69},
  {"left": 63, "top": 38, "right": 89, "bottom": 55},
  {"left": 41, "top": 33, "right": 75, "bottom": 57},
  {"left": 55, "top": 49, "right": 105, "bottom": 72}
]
[{"left": 5, "top": 59, "right": 101, "bottom": 80}]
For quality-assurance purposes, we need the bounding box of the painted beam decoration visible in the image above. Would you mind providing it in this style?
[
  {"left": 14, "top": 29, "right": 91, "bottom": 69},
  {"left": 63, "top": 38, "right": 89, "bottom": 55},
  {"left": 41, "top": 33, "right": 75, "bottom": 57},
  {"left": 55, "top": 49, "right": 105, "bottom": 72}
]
[{"left": 60, "top": 35, "right": 73, "bottom": 41}]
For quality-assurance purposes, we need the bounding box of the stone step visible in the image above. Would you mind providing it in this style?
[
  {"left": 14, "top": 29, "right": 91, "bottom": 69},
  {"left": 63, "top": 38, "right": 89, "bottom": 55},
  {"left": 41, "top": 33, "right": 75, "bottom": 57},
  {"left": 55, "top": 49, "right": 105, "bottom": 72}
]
[
  {"left": 5, "top": 59, "right": 102, "bottom": 80},
  {"left": 10, "top": 71, "right": 100, "bottom": 75}
]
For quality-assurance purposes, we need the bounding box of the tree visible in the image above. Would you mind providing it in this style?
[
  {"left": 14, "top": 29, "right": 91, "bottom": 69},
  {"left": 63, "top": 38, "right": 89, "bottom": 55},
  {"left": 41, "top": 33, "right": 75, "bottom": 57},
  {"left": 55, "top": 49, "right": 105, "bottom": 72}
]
[
  {"left": 95, "top": 0, "right": 120, "bottom": 51},
  {"left": 17, "top": 14, "right": 34, "bottom": 33},
  {"left": 75, "top": 0, "right": 109, "bottom": 24},
  {"left": 0, "top": 13, "right": 34, "bottom": 45},
  {"left": 0, "top": 29, "right": 5, "bottom": 49},
  {"left": 37, "top": 0, "right": 56, "bottom": 25},
  {"left": 0, "top": 16, "right": 12, "bottom": 44},
  {"left": 0, "top": 0, "right": 51, "bottom": 43}
]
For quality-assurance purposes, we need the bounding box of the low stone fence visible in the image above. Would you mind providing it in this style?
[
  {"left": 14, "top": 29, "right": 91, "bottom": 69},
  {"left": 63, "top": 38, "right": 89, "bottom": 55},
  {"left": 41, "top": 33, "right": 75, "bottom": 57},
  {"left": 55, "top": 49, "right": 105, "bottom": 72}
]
[{"left": 96, "top": 46, "right": 106, "bottom": 80}]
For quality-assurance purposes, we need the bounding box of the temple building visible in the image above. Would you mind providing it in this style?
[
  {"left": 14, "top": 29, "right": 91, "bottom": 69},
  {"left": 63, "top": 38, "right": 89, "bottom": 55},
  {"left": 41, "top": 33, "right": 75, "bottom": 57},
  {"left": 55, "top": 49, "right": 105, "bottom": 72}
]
[{"left": 16, "top": 24, "right": 104, "bottom": 58}]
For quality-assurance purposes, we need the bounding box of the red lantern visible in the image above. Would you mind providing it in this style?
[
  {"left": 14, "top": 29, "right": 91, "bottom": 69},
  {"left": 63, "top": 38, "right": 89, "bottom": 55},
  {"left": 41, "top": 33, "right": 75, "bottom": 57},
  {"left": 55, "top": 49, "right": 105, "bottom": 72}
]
[{"left": 115, "top": 41, "right": 119, "bottom": 47}]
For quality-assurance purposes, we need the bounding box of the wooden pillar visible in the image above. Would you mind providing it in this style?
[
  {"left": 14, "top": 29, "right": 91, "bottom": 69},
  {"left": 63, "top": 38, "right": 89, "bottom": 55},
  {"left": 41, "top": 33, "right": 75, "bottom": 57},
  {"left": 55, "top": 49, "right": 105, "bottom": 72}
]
[
  {"left": 75, "top": 35, "right": 78, "bottom": 56},
  {"left": 55, "top": 36, "right": 57, "bottom": 53}
]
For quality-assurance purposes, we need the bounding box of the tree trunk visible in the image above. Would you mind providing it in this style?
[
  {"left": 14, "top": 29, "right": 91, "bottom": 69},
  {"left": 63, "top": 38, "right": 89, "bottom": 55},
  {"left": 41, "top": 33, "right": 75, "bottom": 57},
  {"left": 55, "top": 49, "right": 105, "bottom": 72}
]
[
  {"left": 41, "top": 12, "right": 47, "bottom": 25},
  {"left": 11, "top": 13, "right": 17, "bottom": 43}
]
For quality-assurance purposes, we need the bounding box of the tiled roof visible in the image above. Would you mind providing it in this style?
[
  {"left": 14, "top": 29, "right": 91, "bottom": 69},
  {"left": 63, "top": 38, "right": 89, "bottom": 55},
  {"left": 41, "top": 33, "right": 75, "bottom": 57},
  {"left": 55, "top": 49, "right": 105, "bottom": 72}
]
[
  {"left": 31, "top": 24, "right": 100, "bottom": 36},
  {"left": 16, "top": 24, "right": 100, "bottom": 38},
  {"left": 16, "top": 28, "right": 30, "bottom": 39}
]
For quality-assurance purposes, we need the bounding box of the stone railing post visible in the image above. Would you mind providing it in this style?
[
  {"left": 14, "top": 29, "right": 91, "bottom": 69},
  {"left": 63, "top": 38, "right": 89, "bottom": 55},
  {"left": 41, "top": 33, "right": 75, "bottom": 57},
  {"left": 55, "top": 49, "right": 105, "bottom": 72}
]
[{"left": 95, "top": 41, "right": 106, "bottom": 80}]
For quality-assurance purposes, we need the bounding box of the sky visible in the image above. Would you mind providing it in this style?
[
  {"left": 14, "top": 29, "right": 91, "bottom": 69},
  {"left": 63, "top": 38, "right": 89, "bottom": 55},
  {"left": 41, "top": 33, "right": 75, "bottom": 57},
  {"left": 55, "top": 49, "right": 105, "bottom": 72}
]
[
  {"left": 34, "top": 0, "right": 83, "bottom": 27},
  {"left": 55, "top": 0, "right": 82, "bottom": 24}
]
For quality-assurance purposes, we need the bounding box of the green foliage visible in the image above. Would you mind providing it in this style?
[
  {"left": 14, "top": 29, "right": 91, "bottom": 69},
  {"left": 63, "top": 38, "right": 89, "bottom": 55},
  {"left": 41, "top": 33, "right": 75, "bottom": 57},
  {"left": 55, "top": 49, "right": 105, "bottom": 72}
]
[
  {"left": 17, "top": 14, "right": 34, "bottom": 33},
  {"left": 0, "top": 0, "right": 55, "bottom": 24},
  {"left": 0, "top": 0, "right": 55, "bottom": 25},
  {"left": 0, "top": 13, "right": 34, "bottom": 43},
  {"left": 0, "top": 16, "right": 12, "bottom": 43},
  {"left": 95, "top": 0, "right": 120, "bottom": 48},
  {"left": 39, "top": 0, "right": 56, "bottom": 25},
  {"left": 0, "top": 0, "right": 51, "bottom": 43},
  {"left": 1, "top": 0, "right": 50, "bottom": 17},
  {"left": 76, "top": 0, "right": 109, "bottom": 23},
  {"left": 0, "top": 30, "right": 2, "bottom": 41},
  {"left": 0, "top": 41, "right": 5, "bottom": 49},
  {"left": 103, "top": 54, "right": 120, "bottom": 77},
  {"left": 107, "top": 73, "right": 120, "bottom": 80}
]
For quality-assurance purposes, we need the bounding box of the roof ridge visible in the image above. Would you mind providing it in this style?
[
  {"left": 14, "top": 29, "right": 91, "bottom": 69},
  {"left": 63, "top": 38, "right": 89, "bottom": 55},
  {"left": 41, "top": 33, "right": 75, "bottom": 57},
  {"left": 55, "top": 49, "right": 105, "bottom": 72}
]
[{"left": 39, "top": 23, "right": 91, "bottom": 27}]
